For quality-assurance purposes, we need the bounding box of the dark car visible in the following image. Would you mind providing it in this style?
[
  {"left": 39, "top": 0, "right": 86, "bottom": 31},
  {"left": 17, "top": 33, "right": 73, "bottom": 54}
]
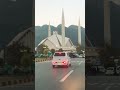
[{"left": 69, "top": 53, "right": 80, "bottom": 58}]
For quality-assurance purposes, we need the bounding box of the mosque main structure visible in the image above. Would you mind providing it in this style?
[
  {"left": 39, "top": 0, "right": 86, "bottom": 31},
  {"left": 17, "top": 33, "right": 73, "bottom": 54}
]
[{"left": 36, "top": 9, "right": 82, "bottom": 52}]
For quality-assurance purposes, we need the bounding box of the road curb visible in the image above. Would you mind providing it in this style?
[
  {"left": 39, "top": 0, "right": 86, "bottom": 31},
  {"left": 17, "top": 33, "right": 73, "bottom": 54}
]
[
  {"left": 0, "top": 76, "right": 34, "bottom": 87},
  {"left": 35, "top": 58, "right": 51, "bottom": 62}
]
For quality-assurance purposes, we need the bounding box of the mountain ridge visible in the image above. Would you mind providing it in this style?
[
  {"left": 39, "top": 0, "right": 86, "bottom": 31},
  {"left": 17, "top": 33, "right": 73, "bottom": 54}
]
[{"left": 35, "top": 24, "right": 85, "bottom": 48}]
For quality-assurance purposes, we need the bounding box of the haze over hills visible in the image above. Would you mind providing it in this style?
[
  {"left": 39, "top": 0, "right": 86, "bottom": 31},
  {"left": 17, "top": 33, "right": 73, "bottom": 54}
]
[{"left": 35, "top": 24, "right": 85, "bottom": 48}]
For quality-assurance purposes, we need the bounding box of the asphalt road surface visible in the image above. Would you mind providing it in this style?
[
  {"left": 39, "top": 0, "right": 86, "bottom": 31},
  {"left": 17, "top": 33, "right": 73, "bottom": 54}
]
[
  {"left": 0, "top": 82, "right": 34, "bottom": 90},
  {"left": 0, "top": 58, "right": 85, "bottom": 90},
  {"left": 86, "top": 76, "right": 120, "bottom": 90},
  {"left": 35, "top": 58, "right": 85, "bottom": 90}
]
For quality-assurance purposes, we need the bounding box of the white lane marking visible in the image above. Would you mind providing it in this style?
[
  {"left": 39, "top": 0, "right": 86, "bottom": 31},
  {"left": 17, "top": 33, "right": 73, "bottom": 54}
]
[
  {"left": 79, "top": 61, "right": 82, "bottom": 65},
  {"left": 59, "top": 70, "right": 74, "bottom": 82}
]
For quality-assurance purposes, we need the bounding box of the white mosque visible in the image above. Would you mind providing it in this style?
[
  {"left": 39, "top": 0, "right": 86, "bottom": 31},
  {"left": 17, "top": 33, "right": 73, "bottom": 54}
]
[{"left": 35, "top": 9, "right": 82, "bottom": 52}]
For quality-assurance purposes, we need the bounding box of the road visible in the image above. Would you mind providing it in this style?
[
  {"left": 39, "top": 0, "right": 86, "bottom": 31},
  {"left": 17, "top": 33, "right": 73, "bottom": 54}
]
[
  {"left": 35, "top": 58, "right": 85, "bottom": 90},
  {"left": 0, "top": 82, "right": 34, "bottom": 90},
  {"left": 0, "top": 58, "right": 85, "bottom": 90},
  {"left": 86, "top": 76, "right": 120, "bottom": 90}
]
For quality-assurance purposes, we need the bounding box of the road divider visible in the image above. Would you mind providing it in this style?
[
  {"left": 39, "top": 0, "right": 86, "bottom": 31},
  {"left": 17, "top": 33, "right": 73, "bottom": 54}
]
[
  {"left": 35, "top": 58, "right": 52, "bottom": 62},
  {"left": 0, "top": 76, "right": 34, "bottom": 87},
  {"left": 60, "top": 70, "right": 74, "bottom": 82}
]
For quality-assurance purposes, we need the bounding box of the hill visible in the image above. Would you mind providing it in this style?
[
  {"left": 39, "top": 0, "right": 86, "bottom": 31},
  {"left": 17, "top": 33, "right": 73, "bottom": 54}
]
[{"left": 35, "top": 24, "right": 85, "bottom": 47}]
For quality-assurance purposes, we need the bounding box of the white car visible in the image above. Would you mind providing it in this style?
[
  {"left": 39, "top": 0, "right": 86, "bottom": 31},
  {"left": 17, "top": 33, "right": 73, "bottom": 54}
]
[
  {"left": 52, "top": 52, "right": 71, "bottom": 68},
  {"left": 105, "top": 67, "right": 114, "bottom": 75}
]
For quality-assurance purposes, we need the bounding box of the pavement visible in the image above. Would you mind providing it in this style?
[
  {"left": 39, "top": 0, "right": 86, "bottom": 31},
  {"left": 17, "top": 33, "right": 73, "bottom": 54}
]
[
  {"left": 0, "top": 58, "right": 85, "bottom": 90},
  {"left": 86, "top": 76, "right": 120, "bottom": 90},
  {"left": 35, "top": 58, "right": 85, "bottom": 90}
]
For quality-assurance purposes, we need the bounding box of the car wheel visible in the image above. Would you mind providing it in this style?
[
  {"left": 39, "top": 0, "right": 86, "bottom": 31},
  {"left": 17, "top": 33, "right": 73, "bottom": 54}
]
[{"left": 69, "top": 64, "right": 71, "bottom": 67}]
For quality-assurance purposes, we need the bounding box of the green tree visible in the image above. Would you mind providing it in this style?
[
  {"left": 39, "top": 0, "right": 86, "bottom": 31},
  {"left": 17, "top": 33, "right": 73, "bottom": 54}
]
[
  {"left": 37, "top": 44, "right": 49, "bottom": 54},
  {"left": 58, "top": 48, "right": 63, "bottom": 52},
  {"left": 43, "top": 48, "right": 49, "bottom": 55},
  {"left": 5, "top": 42, "right": 22, "bottom": 66},
  {"left": 97, "top": 44, "right": 114, "bottom": 63},
  {"left": 5, "top": 41, "right": 33, "bottom": 67},
  {"left": 51, "top": 49, "right": 55, "bottom": 55},
  {"left": 76, "top": 44, "right": 83, "bottom": 54},
  {"left": 20, "top": 52, "right": 33, "bottom": 67}
]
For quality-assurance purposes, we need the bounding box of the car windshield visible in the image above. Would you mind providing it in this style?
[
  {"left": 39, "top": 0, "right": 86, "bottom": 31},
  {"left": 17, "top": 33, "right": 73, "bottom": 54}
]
[{"left": 54, "top": 53, "right": 65, "bottom": 56}]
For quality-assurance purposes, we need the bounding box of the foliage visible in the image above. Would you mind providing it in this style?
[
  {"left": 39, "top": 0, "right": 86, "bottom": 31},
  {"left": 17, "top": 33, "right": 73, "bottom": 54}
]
[
  {"left": 20, "top": 52, "right": 33, "bottom": 67},
  {"left": 76, "top": 44, "right": 83, "bottom": 54},
  {"left": 51, "top": 49, "right": 55, "bottom": 55},
  {"left": 58, "top": 48, "right": 63, "bottom": 52},
  {"left": 5, "top": 42, "right": 22, "bottom": 66},
  {"left": 98, "top": 44, "right": 114, "bottom": 60},
  {"left": 37, "top": 44, "right": 49, "bottom": 54},
  {"left": 98, "top": 44, "right": 120, "bottom": 69},
  {"left": 5, "top": 41, "right": 33, "bottom": 67},
  {"left": 43, "top": 48, "right": 49, "bottom": 55},
  {"left": 104, "top": 59, "right": 115, "bottom": 68}
]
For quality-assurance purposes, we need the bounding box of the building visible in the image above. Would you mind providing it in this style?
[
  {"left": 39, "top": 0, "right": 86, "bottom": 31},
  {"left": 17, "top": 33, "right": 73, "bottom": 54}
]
[
  {"left": 36, "top": 9, "right": 82, "bottom": 52},
  {"left": 8, "top": 27, "right": 35, "bottom": 52},
  {"left": 36, "top": 31, "right": 76, "bottom": 51},
  {"left": 85, "top": 0, "right": 120, "bottom": 56},
  {"left": 0, "top": 27, "right": 35, "bottom": 59},
  {"left": 86, "top": 0, "right": 104, "bottom": 48}
]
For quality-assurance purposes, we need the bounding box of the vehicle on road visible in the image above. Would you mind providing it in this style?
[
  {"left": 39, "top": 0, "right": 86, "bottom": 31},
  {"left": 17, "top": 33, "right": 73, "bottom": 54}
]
[
  {"left": 52, "top": 52, "right": 71, "bottom": 68},
  {"left": 69, "top": 53, "right": 83, "bottom": 58},
  {"left": 82, "top": 54, "right": 85, "bottom": 58},
  {"left": 98, "top": 66, "right": 105, "bottom": 72},
  {"left": 105, "top": 67, "right": 114, "bottom": 75},
  {"left": 69, "top": 52, "right": 77, "bottom": 58},
  {"left": 116, "top": 66, "right": 120, "bottom": 75},
  {"left": 75, "top": 54, "right": 83, "bottom": 58}
]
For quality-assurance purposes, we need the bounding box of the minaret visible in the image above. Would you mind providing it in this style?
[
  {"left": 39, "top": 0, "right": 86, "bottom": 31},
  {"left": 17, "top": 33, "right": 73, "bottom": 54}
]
[
  {"left": 62, "top": 8, "right": 65, "bottom": 47},
  {"left": 78, "top": 17, "right": 81, "bottom": 45},
  {"left": 48, "top": 21, "right": 51, "bottom": 37}
]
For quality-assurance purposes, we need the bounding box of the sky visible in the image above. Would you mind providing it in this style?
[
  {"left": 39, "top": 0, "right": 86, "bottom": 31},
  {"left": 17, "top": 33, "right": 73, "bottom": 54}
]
[{"left": 35, "top": 0, "right": 85, "bottom": 28}]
